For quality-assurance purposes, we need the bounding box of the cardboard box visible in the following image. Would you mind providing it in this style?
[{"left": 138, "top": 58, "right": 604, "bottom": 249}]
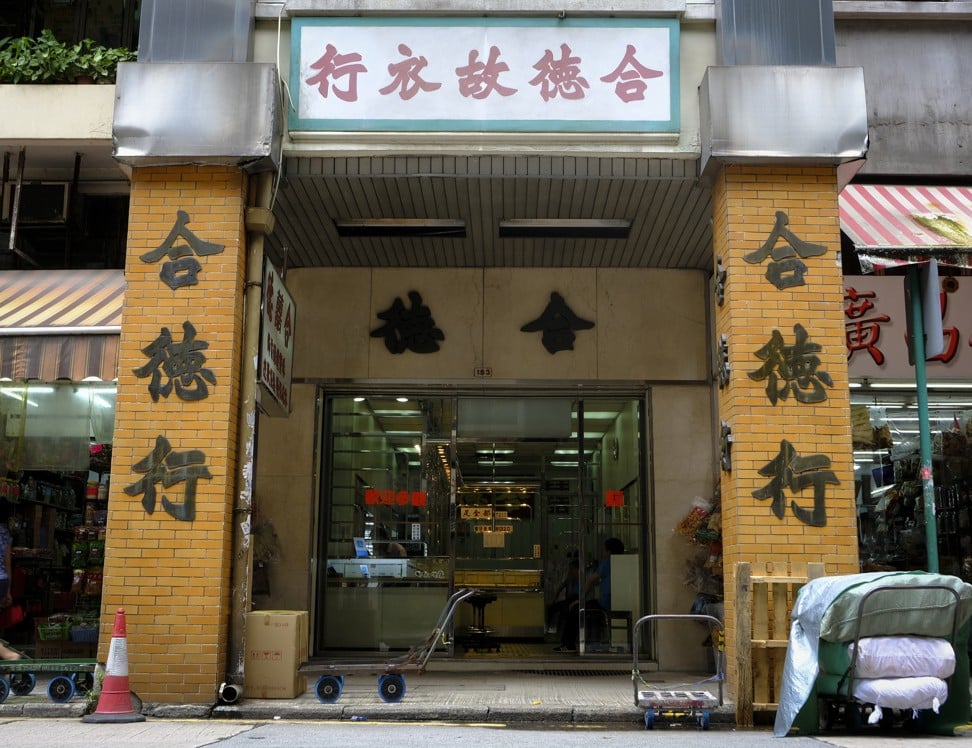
[{"left": 245, "top": 610, "right": 308, "bottom": 699}]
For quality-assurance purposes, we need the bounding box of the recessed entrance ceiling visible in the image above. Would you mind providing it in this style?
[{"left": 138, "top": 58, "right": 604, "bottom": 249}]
[{"left": 265, "top": 155, "right": 713, "bottom": 270}]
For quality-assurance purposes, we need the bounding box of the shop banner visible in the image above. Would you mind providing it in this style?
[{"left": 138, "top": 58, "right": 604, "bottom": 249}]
[
  {"left": 290, "top": 17, "right": 679, "bottom": 133},
  {"left": 845, "top": 275, "right": 972, "bottom": 380}
]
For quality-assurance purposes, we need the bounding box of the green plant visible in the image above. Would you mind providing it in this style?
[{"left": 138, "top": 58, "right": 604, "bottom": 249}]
[
  {"left": 0, "top": 30, "right": 136, "bottom": 84},
  {"left": 76, "top": 37, "right": 137, "bottom": 82},
  {"left": 0, "top": 34, "right": 44, "bottom": 83}
]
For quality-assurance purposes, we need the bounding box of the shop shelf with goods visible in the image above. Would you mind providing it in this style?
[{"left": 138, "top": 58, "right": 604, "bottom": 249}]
[
  {"left": 854, "top": 407, "right": 972, "bottom": 579},
  {"left": 1, "top": 470, "right": 86, "bottom": 653}
]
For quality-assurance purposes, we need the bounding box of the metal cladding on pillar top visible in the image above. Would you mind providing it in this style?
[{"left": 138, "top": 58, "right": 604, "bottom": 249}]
[{"left": 82, "top": 608, "right": 145, "bottom": 724}]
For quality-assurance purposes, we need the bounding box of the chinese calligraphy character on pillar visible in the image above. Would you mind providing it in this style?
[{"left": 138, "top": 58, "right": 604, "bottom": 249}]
[
  {"left": 753, "top": 439, "right": 838, "bottom": 527},
  {"left": 748, "top": 323, "right": 833, "bottom": 405},
  {"left": 743, "top": 211, "right": 827, "bottom": 290},
  {"left": 134, "top": 321, "right": 217, "bottom": 402},
  {"left": 124, "top": 435, "right": 213, "bottom": 522},
  {"left": 139, "top": 210, "right": 225, "bottom": 290}
]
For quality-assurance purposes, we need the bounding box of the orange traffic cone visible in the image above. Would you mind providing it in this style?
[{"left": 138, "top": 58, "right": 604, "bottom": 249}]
[{"left": 83, "top": 608, "right": 145, "bottom": 723}]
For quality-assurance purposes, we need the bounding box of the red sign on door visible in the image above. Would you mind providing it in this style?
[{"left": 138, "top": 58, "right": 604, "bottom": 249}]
[
  {"left": 364, "top": 489, "right": 427, "bottom": 507},
  {"left": 605, "top": 490, "right": 624, "bottom": 508}
]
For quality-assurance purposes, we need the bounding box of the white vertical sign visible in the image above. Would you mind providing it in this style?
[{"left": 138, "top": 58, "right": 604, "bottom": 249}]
[{"left": 258, "top": 261, "right": 295, "bottom": 417}]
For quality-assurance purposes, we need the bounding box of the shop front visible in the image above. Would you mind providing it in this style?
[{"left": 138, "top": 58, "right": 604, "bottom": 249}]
[
  {"left": 841, "top": 185, "right": 972, "bottom": 578},
  {"left": 254, "top": 264, "right": 711, "bottom": 668},
  {"left": 319, "top": 392, "right": 646, "bottom": 657},
  {"left": 0, "top": 269, "right": 123, "bottom": 658}
]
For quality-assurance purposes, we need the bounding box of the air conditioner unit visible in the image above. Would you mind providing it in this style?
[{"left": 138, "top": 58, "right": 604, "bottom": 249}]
[{"left": 2, "top": 181, "right": 70, "bottom": 224}]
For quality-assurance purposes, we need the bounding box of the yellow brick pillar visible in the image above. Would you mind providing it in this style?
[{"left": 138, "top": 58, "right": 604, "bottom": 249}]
[
  {"left": 100, "top": 165, "right": 247, "bottom": 703},
  {"left": 712, "top": 165, "right": 859, "bottom": 703}
]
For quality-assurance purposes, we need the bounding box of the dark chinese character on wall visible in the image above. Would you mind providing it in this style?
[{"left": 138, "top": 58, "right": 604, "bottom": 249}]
[
  {"left": 139, "top": 210, "right": 225, "bottom": 290},
  {"left": 743, "top": 211, "right": 827, "bottom": 290},
  {"left": 720, "top": 420, "right": 733, "bottom": 473},
  {"left": 748, "top": 323, "right": 833, "bottom": 405},
  {"left": 521, "top": 291, "right": 594, "bottom": 354},
  {"left": 718, "top": 333, "right": 731, "bottom": 389},
  {"left": 371, "top": 290, "right": 445, "bottom": 354},
  {"left": 753, "top": 439, "right": 838, "bottom": 527},
  {"left": 133, "top": 321, "right": 216, "bottom": 402},
  {"left": 124, "top": 435, "right": 213, "bottom": 522}
]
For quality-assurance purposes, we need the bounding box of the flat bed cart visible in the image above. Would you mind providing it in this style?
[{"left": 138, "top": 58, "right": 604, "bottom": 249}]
[
  {"left": 632, "top": 613, "right": 725, "bottom": 730},
  {"left": 298, "top": 587, "right": 477, "bottom": 704},
  {"left": 0, "top": 656, "right": 98, "bottom": 703}
]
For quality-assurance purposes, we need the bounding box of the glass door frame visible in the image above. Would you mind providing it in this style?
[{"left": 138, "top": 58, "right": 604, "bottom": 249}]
[{"left": 312, "top": 385, "right": 652, "bottom": 657}]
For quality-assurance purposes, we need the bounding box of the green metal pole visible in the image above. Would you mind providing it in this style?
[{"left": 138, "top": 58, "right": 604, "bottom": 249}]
[{"left": 908, "top": 266, "right": 939, "bottom": 573}]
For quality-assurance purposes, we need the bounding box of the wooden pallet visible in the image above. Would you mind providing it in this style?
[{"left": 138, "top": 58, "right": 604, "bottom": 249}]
[{"left": 734, "top": 561, "right": 824, "bottom": 726}]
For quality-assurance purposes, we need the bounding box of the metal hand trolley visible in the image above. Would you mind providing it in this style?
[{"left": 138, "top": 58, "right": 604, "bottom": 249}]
[
  {"left": 0, "top": 640, "right": 98, "bottom": 704},
  {"left": 298, "top": 587, "right": 478, "bottom": 704},
  {"left": 631, "top": 613, "right": 725, "bottom": 730}
]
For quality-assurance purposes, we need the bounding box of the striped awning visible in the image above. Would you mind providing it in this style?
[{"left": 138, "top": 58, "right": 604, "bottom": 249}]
[
  {"left": 839, "top": 184, "right": 972, "bottom": 272},
  {"left": 0, "top": 269, "right": 125, "bottom": 332},
  {"left": 0, "top": 269, "right": 124, "bottom": 381}
]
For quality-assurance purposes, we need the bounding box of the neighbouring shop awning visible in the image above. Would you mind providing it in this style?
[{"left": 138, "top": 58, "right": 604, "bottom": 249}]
[
  {"left": 0, "top": 269, "right": 124, "bottom": 381},
  {"left": 839, "top": 184, "right": 972, "bottom": 272}
]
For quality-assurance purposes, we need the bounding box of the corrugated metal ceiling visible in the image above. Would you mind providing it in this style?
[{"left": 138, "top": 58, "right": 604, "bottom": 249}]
[{"left": 264, "top": 155, "right": 713, "bottom": 270}]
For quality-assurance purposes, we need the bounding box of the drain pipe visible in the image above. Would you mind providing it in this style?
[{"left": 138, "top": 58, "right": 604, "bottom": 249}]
[{"left": 223, "top": 171, "right": 275, "bottom": 704}]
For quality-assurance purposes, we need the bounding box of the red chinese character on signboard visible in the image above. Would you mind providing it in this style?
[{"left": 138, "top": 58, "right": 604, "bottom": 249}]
[
  {"left": 529, "top": 43, "right": 589, "bottom": 102},
  {"left": 274, "top": 290, "right": 284, "bottom": 331},
  {"left": 599, "top": 44, "right": 663, "bottom": 103},
  {"left": 455, "top": 45, "right": 517, "bottom": 99},
  {"left": 365, "top": 489, "right": 379, "bottom": 505},
  {"left": 844, "top": 287, "right": 890, "bottom": 365},
  {"left": 411, "top": 491, "right": 427, "bottom": 507},
  {"left": 396, "top": 491, "right": 410, "bottom": 506},
  {"left": 283, "top": 305, "right": 293, "bottom": 347},
  {"left": 379, "top": 43, "right": 442, "bottom": 100},
  {"left": 305, "top": 44, "right": 368, "bottom": 102},
  {"left": 605, "top": 490, "right": 624, "bottom": 508},
  {"left": 379, "top": 490, "right": 395, "bottom": 506}
]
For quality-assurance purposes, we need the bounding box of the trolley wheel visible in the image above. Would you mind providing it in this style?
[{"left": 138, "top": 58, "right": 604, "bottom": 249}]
[
  {"left": 10, "top": 672, "right": 35, "bottom": 696},
  {"left": 47, "top": 674, "right": 76, "bottom": 703},
  {"left": 0, "top": 676, "right": 9, "bottom": 703},
  {"left": 315, "top": 675, "right": 344, "bottom": 704},
  {"left": 699, "top": 710, "right": 711, "bottom": 730},
  {"left": 845, "top": 703, "right": 863, "bottom": 733},
  {"left": 644, "top": 708, "right": 655, "bottom": 730},
  {"left": 72, "top": 672, "right": 94, "bottom": 693},
  {"left": 377, "top": 673, "right": 406, "bottom": 703}
]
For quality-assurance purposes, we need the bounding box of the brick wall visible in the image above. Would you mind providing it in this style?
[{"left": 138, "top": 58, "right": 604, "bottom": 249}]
[
  {"left": 712, "top": 165, "right": 859, "bottom": 700},
  {"left": 99, "top": 165, "right": 247, "bottom": 702}
]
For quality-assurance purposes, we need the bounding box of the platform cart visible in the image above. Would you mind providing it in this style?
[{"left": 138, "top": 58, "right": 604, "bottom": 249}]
[
  {"left": 0, "top": 640, "right": 98, "bottom": 704},
  {"left": 631, "top": 613, "right": 725, "bottom": 730},
  {"left": 814, "top": 582, "right": 967, "bottom": 733},
  {"left": 298, "top": 587, "right": 478, "bottom": 704}
]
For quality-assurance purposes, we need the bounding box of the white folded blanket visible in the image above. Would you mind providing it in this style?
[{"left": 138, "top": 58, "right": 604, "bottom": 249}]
[
  {"left": 852, "top": 675, "right": 948, "bottom": 724},
  {"left": 849, "top": 636, "right": 955, "bottom": 679}
]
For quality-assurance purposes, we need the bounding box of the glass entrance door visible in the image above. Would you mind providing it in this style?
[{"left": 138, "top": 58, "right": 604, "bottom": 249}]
[{"left": 316, "top": 392, "right": 646, "bottom": 658}]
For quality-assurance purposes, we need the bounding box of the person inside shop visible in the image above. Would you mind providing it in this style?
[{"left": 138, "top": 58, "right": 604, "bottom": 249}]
[
  {"left": 372, "top": 525, "right": 407, "bottom": 558},
  {"left": 546, "top": 556, "right": 580, "bottom": 636},
  {"left": 0, "top": 503, "right": 21, "bottom": 661},
  {"left": 554, "top": 537, "right": 625, "bottom": 653}
]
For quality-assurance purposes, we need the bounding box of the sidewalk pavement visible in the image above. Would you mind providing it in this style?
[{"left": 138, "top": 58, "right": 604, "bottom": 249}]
[{"left": 0, "top": 665, "right": 736, "bottom": 728}]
